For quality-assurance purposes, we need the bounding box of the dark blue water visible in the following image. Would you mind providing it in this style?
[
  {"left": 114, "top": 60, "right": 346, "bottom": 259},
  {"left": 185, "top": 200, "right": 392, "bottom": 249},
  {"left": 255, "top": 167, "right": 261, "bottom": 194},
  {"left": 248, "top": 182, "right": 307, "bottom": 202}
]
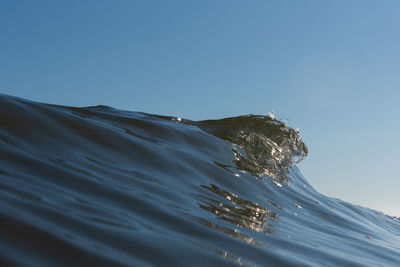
[{"left": 0, "top": 94, "right": 399, "bottom": 266}]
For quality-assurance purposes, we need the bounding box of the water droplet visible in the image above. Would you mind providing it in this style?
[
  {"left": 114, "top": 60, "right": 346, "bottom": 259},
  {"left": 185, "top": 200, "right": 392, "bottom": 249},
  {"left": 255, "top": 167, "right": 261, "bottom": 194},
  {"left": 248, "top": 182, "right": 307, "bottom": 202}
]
[
  {"left": 272, "top": 180, "right": 282, "bottom": 187},
  {"left": 267, "top": 110, "right": 276, "bottom": 120}
]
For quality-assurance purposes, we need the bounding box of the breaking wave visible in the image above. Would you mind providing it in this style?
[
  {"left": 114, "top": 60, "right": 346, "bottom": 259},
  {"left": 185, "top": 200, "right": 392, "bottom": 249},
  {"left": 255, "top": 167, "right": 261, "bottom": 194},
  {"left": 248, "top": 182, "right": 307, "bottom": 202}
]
[{"left": 0, "top": 94, "right": 399, "bottom": 266}]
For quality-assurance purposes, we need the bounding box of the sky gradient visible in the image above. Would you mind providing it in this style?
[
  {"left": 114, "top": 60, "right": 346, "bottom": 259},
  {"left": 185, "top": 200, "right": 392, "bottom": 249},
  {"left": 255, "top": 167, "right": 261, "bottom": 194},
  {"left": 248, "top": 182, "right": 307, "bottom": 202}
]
[{"left": 1, "top": 0, "right": 400, "bottom": 216}]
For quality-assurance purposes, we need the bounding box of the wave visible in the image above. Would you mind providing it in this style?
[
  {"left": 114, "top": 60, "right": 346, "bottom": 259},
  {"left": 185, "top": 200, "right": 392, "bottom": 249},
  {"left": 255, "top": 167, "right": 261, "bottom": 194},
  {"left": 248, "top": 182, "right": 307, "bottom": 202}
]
[
  {"left": 198, "top": 115, "right": 308, "bottom": 182},
  {"left": 0, "top": 94, "right": 399, "bottom": 266}
]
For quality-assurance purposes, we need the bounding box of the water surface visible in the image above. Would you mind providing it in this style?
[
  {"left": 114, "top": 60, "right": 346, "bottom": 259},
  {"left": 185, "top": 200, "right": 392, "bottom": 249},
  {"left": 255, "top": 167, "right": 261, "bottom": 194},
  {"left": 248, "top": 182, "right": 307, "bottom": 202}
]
[{"left": 0, "top": 94, "right": 399, "bottom": 266}]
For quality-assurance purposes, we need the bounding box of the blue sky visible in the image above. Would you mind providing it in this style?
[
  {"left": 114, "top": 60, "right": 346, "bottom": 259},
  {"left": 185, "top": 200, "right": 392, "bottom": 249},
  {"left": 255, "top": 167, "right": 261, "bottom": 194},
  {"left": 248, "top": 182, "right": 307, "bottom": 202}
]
[{"left": 1, "top": 0, "right": 400, "bottom": 216}]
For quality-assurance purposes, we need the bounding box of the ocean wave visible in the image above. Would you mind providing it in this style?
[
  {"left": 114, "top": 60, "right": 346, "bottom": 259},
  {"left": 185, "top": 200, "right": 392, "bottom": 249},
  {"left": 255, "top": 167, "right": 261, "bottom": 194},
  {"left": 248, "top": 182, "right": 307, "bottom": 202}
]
[{"left": 0, "top": 94, "right": 399, "bottom": 266}]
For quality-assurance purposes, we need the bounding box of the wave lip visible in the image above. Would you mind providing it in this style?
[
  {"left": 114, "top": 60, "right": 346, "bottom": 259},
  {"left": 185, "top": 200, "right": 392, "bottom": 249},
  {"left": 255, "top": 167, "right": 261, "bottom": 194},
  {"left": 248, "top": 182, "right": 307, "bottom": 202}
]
[{"left": 197, "top": 115, "right": 308, "bottom": 182}]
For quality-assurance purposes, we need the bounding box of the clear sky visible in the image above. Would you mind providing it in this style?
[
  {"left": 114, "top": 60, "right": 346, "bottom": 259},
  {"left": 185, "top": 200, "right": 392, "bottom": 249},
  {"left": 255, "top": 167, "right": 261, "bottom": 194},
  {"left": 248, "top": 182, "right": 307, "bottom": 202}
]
[{"left": 1, "top": 0, "right": 400, "bottom": 216}]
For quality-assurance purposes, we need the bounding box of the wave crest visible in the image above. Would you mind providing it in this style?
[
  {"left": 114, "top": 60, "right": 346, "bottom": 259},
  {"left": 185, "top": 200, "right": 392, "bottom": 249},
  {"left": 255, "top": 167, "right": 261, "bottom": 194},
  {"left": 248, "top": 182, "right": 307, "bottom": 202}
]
[{"left": 198, "top": 115, "right": 308, "bottom": 182}]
